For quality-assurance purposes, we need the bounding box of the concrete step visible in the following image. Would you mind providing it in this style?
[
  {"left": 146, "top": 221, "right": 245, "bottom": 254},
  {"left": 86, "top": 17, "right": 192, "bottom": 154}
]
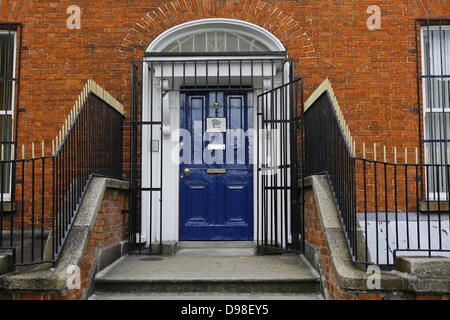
[
  {"left": 176, "top": 248, "right": 255, "bottom": 256},
  {"left": 93, "top": 254, "right": 321, "bottom": 296},
  {"left": 178, "top": 241, "right": 255, "bottom": 249},
  {"left": 90, "top": 292, "right": 324, "bottom": 300}
]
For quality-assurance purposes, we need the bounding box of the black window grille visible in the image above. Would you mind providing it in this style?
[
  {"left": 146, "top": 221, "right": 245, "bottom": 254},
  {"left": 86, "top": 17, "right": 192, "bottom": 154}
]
[
  {"left": 0, "top": 23, "right": 21, "bottom": 198},
  {"left": 416, "top": 19, "right": 450, "bottom": 200}
]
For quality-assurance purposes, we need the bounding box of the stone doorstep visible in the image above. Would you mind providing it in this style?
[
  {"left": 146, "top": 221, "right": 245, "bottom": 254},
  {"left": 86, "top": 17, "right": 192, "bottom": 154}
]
[
  {"left": 0, "top": 177, "right": 130, "bottom": 297},
  {"left": 93, "top": 253, "right": 321, "bottom": 297}
]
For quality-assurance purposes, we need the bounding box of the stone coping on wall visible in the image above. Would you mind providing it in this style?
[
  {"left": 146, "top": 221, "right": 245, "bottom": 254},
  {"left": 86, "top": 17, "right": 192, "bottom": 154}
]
[
  {"left": 0, "top": 177, "right": 130, "bottom": 294},
  {"left": 304, "top": 79, "right": 355, "bottom": 157},
  {"left": 394, "top": 257, "right": 450, "bottom": 294}
]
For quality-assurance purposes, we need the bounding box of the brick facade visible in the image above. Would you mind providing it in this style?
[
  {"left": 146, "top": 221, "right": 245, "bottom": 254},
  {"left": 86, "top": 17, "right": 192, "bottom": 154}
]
[
  {"left": 1, "top": 0, "right": 450, "bottom": 300},
  {"left": 0, "top": 0, "right": 448, "bottom": 160}
]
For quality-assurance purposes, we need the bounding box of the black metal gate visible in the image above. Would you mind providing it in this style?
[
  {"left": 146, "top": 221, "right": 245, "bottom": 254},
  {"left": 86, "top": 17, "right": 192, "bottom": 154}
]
[
  {"left": 130, "top": 60, "right": 170, "bottom": 254},
  {"left": 129, "top": 57, "right": 304, "bottom": 254},
  {"left": 256, "top": 77, "right": 304, "bottom": 253}
]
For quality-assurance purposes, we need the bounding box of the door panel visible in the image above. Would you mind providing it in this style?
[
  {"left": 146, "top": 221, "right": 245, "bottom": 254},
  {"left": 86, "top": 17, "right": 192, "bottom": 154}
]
[
  {"left": 180, "top": 91, "right": 253, "bottom": 241},
  {"left": 183, "top": 169, "right": 214, "bottom": 225}
]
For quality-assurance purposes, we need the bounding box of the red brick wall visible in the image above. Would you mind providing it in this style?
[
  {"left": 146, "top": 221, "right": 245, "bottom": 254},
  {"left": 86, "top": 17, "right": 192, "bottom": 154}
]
[
  {"left": 0, "top": 0, "right": 448, "bottom": 159},
  {"left": 304, "top": 186, "right": 450, "bottom": 300},
  {"left": 3, "top": 186, "right": 129, "bottom": 300}
]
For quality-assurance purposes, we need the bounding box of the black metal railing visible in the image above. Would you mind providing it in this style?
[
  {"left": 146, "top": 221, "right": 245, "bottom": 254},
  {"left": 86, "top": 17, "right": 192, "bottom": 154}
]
[
  {"left": 355, "top": 158, "right": 450, "bottom": 266},
  {"left": 304, "top": 92, "right": 357, "bottom": 257},
  {"left": 304, "top": 91, "right": 450, "bottom": 268},
  {"left": 0, "top": 93, "right": 124, "bottom": 267}
]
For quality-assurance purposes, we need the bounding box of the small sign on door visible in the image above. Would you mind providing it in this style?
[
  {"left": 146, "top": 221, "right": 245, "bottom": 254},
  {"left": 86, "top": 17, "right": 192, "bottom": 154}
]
[{"left": 206, "top": 118, "right": 227, "bottom": 133}]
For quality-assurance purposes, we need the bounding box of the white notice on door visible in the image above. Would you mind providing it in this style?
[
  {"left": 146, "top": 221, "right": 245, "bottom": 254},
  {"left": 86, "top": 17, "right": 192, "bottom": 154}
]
[
  {"left": 206, "top": 118, "right": 227, "bottom": 133},
  {"left": 207, "top": 144, "right": 226, "bottom": 150}
]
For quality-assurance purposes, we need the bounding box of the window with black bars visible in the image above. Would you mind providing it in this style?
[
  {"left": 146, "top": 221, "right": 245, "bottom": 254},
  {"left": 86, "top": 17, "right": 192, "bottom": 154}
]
[
  {"left": 417, "top": 19, "right": 450, "bottom": 199},
  {"left": 0, "top": 24, "right": 21, "bottom": 197}
]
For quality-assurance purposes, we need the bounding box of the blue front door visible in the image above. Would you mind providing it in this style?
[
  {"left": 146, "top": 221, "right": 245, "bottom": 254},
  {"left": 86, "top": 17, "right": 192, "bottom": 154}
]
[{"left": 180, "top": 91, "right": 253, "bottom": 241}]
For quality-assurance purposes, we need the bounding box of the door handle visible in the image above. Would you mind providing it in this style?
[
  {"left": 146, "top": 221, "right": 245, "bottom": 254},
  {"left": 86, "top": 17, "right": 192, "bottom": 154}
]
[{"left": 183, "top": 168, "right": 191, "bottom": 176}]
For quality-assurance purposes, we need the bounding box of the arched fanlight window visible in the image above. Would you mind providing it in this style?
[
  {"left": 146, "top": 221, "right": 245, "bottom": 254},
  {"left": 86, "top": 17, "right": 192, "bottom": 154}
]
[{"left": 162, "top": 31, "right": 270, "bottom": 53}]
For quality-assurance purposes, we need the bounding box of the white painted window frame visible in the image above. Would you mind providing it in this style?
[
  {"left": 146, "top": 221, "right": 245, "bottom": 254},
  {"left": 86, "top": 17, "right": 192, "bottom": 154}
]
[
  {"left": 421, "top": 25, "right": 450, "bottom": 201},
  {"left": 0, "top": 30, "right": 17, "bottom": 202}
]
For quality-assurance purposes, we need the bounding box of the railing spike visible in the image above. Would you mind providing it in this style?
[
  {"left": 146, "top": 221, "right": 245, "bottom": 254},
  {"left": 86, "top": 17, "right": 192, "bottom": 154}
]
[
  {"left": 11, "top": 144, "right": 15, "bottom": 160},
  {"left": 42, "top": 141, "right": 45, "bottom": 157},
  {"left": 417, "top": 147, "right": 420, "bottom": 165},
  {"left": 1, "top": 144, "right": 4, "bottom": 161},
  {"left": 363, "top": 142, "right": 366, "bottom": 159},
  {"left": 32, "top": 142, "right": 35, "bottom": 159},
  {"left": 405, "top": 147, "right": 408, "bottom": 164},
  {"left": 394, "top": 147, "right": 397, "bottom": 164},
  {"left": 21, "top": 144, "right": 25, "bottom": 159},
  {"left": 383, "top": 145, "right": 386, "bottom": 163},
  {"left": 374, "top": 143, "right": 377, "bottom": 161}
]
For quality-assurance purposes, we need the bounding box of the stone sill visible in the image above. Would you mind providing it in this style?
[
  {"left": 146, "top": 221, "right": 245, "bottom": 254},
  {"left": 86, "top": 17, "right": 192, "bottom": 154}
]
[
  {"left": 0, "top": 201, "right": 17, "bottom": 214},
  {"left": 419, "top": 201, "right": 449, "bottom": 213}
]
